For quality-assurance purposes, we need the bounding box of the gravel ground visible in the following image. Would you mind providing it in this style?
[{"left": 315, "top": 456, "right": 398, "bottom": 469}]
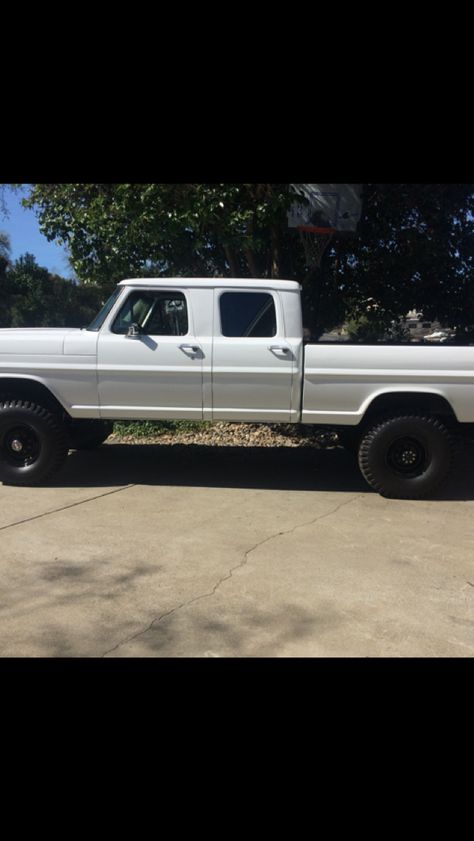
[{"left": 109, "top": 422, "right": 338, "bottom": 449}]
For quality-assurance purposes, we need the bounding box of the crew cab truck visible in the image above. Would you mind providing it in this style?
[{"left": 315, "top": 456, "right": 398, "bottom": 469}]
[{"left": 0, "top": 277, "right": 473, "bottom": 498}]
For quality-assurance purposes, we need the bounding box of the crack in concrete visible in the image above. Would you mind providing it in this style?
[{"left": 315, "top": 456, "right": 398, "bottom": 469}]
[
  {"left": 0, "top": 484, "right": 135, "bottom": 533},
  {"left": 101, "top": 493, "right": 362, "bottom": 657}
]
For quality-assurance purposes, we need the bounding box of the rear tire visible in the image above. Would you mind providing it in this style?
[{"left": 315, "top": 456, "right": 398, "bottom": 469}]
[
  {"left": 358, "top": 415, "right": 454, "bottom": 499},
  {"left": 0, "top": 400, "right": 69, "bottom": 486}
]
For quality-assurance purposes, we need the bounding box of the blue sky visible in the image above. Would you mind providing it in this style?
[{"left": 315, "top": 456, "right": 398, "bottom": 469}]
[{"left": 0, "top": 185, "right": 74, "bottom": 278}]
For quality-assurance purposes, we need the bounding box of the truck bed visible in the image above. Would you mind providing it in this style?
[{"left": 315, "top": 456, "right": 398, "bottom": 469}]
[{"left": 302, "top": 343, "right": 474, "bottom": 425}]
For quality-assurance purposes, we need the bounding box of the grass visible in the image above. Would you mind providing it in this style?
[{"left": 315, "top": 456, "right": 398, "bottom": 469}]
[{"left": 112, "top": 420, "right": 210, "bottom": 438}]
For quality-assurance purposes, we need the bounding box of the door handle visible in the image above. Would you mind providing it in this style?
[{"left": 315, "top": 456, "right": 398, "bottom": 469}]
[
  {"left": 268, "top": 345, "right": 290, "bottom": 354},
  {"left": 179, "top": 344, "right": 201, "bottom": 355}
]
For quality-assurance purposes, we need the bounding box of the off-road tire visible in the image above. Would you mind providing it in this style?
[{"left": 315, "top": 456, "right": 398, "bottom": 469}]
[
  {"left": 0, "top": 400, "right": 69, "bottom": 486},
  {"left": 358, "top": 415, "right": 454, "bottom": 499},
  {"left": 68, "top": 420, "right": 114, "bottom": 450}
]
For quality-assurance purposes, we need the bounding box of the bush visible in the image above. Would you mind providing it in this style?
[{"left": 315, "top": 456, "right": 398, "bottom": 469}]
[
  {"left": 346, "top": 313, "right": 387, "bottom": 342},
  {"left": 346, "top": 312, "right": 410, "bottom": 343}
]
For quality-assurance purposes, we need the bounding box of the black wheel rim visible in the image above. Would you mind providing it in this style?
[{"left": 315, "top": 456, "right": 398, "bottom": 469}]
[
  {"left": 386, "top": 436, "right": 428, "bottom": 478},
  {"left": 1, "top": 424, "right": 41, "bottom": 468}
]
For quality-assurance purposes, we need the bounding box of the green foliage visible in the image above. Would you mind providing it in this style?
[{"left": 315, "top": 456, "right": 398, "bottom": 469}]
[
  {"left": 0, "top": 252, "right": 103, "bottom": 329},
  {"left": 0, "top": 231, "right": 10, "bottom": 260},
  {"left": 22, "top": 183, "right": 299, "bottom": 289},
  {"left": 0, "top": 232, "right": 10, "bottom": 283},
  {"left": 345, "top": 310, "right": 409, "bottom": 343},
  {"left": 333, "top": 184, "right": 474, "bottom": 337},
  {"left": 346, "top": 313, "right": 386, "bottom": 343},
  {"left": 0, "top": 188, "right": 8, "bottom": 221},
  {"left": 345, "top": 299, "right": 411, "bottom": 342},
  {"left": 21, "top": 183, "right": 474, "bottom": 338},
  {"left": 113, "top": 420, "right": 210, "bottom": 438}
]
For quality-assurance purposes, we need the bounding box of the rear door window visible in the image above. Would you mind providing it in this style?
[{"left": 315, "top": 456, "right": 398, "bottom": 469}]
[{"left": 219, "top": 292, "right": 277, "bottom": 337}]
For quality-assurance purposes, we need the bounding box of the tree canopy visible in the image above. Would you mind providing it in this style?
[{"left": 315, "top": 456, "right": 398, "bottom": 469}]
[
  {"left": 0, "top": 231, "right": 10, "bottom": 262},
  {"left": 21, "top": 183, "right": 474, "bottom": 339},
  {"left": 0, "top": 248, "right": 102, "bottom": 329}
]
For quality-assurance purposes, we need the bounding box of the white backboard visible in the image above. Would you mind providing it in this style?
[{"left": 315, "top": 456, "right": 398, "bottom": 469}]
[{"left": 288, "top": 184, "right": 363, "bottom": 232}]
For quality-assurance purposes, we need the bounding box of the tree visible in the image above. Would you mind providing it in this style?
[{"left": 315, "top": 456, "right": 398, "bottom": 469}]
[
  {"left": 1, "top": 252, "right": 102, "bottom": 329},
  {"left": 0, "top": 187, "right": 8, "bottom": 221},
  {"left": 22, "top": 183, "right": 474, "bottom": 339},
  {"left": 0, "top": 232, "right": 11, "bottom": 310},
  {"left": 22, "top": 184, "right": 299, "bottom": 283},
  {"left": 333, "top": 184, "right": 474, "bottom": 339},
  {"left": 0, "top": 230, "right": 10, "bottom": 261}
]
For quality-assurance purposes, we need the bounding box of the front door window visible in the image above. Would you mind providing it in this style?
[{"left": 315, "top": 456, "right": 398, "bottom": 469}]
[{"left": 112, "top": 291, "right": 189, "bottom": 336}]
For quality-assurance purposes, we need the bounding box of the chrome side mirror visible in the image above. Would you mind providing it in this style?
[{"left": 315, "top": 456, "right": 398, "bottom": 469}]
[{"left": 126, "top": 323, "right": 141, "bottom": 338}]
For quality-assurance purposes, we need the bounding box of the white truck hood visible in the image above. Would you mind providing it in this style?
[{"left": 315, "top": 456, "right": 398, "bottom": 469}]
[{"left": 0, "top": 328, "right": 83, "bottom": 355}]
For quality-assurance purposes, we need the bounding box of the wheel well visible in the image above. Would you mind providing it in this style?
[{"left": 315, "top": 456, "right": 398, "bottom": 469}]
[
  {"left": 360, "top": 392, "right": 458, "bottom": 429},
  {"left": 0, "top": 378, "right": 69, "bottom": 419}
]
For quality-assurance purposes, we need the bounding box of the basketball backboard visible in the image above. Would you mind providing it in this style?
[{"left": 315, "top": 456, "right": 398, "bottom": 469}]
[{"left": 288, "top": 184, "right": 363, "bottom": 233}]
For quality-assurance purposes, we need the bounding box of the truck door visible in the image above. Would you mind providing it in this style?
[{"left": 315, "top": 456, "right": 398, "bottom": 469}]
[
  {"left": 211, "top": 289, "right": 293, "bottom": 421},
  {"left": 97, "top": 287, "right": 203, "bottom": 419}
]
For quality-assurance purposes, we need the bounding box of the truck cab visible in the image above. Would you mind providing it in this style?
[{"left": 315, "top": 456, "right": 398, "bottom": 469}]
[{"left": 91, "top": 278, "right": 304, "bottom": 423}]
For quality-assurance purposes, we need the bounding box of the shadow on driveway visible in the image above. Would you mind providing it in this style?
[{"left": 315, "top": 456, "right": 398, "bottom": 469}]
[{"left": 45, "top": 441, "right": 474, "bottom": 501}]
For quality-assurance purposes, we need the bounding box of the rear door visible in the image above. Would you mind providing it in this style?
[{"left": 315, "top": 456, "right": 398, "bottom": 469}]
[
  {"left": 211, "top": 288, "right": 293, "bottom": 421},
  {"left": 97, "top": 287, "right": 203, "bottom": 419}
]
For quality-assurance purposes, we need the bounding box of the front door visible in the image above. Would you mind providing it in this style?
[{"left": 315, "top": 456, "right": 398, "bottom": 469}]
[
  {"left": 97, "top": 287, "right": 203, "bottom": 419},
  {"left": 212, "top": 289, "right": 293, "bottom": 421}
]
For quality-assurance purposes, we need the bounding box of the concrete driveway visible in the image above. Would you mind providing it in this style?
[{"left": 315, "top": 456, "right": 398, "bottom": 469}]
[{"left": 1, "top": 442, "right": 473, "bottom": 657}]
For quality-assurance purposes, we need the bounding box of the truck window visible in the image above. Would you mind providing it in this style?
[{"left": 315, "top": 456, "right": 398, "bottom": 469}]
[
  {"left": 87, "top": 286, "right": 124, "bottom": 332},
  {"left": 112, "top": 291, "right": 188, "bottom": 336},
  {"left": 219, "top": 292, "right": 277, "bottom": 337}
]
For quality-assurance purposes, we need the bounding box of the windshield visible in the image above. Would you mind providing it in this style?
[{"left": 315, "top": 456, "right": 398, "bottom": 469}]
[{"left": 87, "top": 287, "right": 123, "bottom": 331}]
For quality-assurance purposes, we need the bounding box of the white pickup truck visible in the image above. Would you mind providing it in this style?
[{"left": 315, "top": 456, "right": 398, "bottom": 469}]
[{"left": 0, "top": 277, "right": 473, "bottom": 497}]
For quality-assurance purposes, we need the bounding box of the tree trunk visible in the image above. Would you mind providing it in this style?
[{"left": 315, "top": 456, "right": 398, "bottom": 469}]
[
  {"left": 244, "top": 246, "right": 259, "bottom": 278},
  {"left": 270, "top": 225, "right": 281, "bottom": 278},
  {"left": 223, "top": 245, "right": 240, "bottom": 277}
]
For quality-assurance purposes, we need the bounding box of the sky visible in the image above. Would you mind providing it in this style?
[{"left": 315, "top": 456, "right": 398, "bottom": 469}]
[{"left": 0, "top": 185, "right": 74, "bottom": 278}]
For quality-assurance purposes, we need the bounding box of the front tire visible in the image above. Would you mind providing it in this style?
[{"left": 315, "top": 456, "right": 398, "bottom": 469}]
[
  {"left": 0, "top": 400, "right": 69, "bottom": 486},
  {"left": 358, "top": 415, "right": 454, "bottom": 499}
]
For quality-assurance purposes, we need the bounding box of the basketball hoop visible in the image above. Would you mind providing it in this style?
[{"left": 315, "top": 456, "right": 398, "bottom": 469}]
[
  {"left": 297, "top": 225, "right": 335, "bottom": 269},
  {"left": 287, "top": 184, "right": 362, "bottom": 269}
]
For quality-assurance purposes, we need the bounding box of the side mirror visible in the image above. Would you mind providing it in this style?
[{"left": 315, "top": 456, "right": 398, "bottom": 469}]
[{"left": 126, "top": 323, "right": 141, "bottom": 338}]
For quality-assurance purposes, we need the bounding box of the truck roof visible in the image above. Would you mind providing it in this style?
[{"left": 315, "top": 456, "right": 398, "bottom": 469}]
[{"left": 118, "top": 277, "right": 302, "bottom": 291}]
